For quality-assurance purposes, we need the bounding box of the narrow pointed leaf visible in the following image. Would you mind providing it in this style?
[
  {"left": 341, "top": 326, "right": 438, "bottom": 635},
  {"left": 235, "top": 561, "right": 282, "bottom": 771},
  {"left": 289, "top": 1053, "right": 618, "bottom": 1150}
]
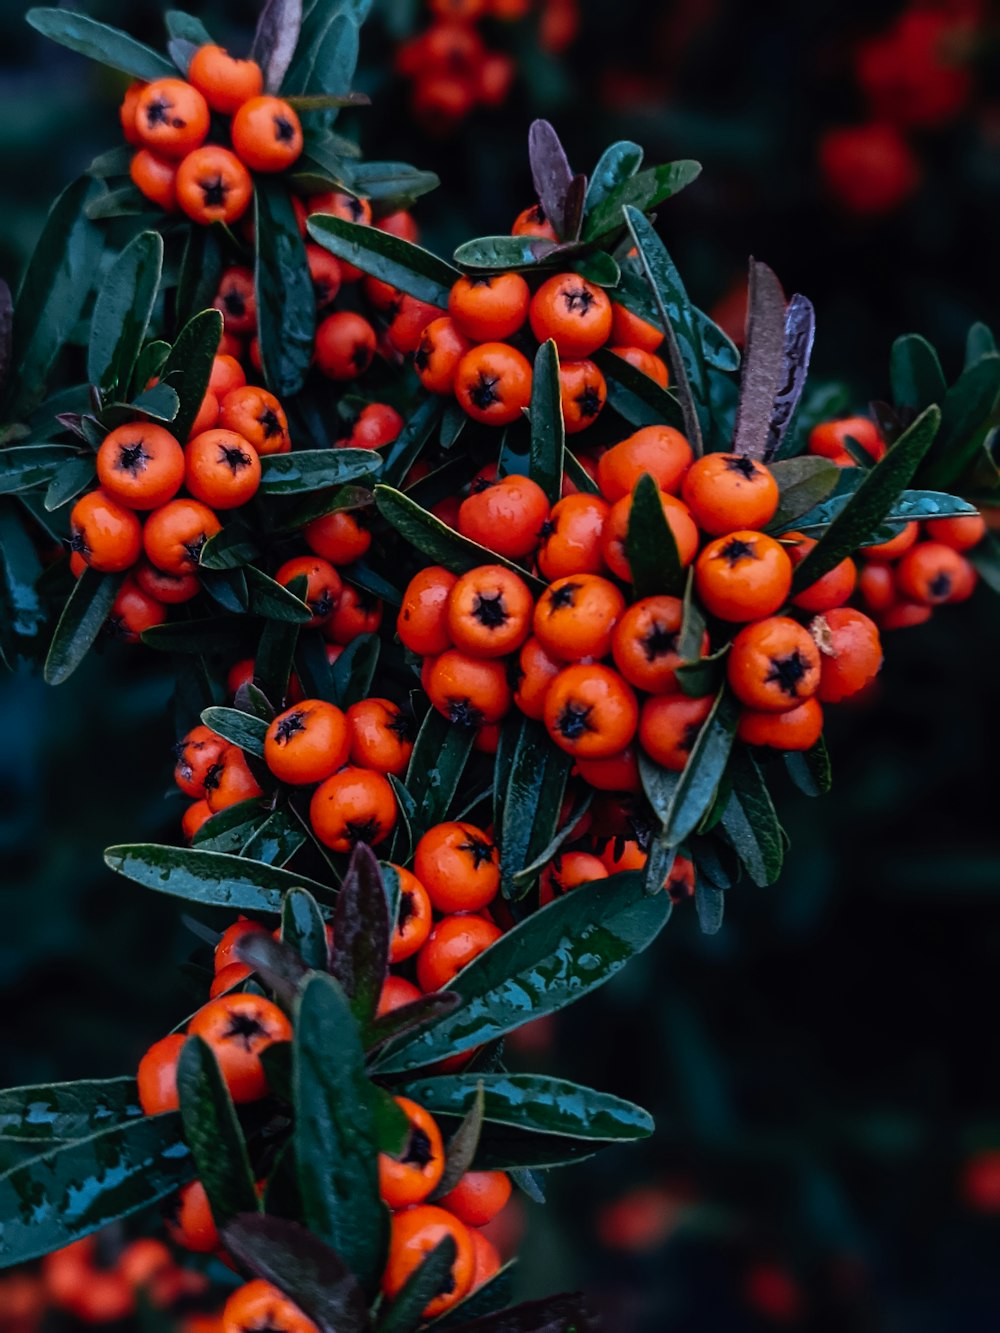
[
  {"left": 259, "top": 448, "right": 381, "bottom": 494},
  {"left": 767, "top": 456, "right": 841, "bottom": 531},
  {"left": 308, "top": 216, "right": 457, "bottom": 308},
  {"left": 176, "top": 1038, "right": 258, "bottom": 1228},
  {"left": 718, "top": 748, "right": 784, "bottom": 886},
  {"left": 43, "top": 569, "right": 122, "bottom": 686},
  {"left": 200, "top": 706, "right": 268, "bottom": 757},
  {"left": 764, "top": 293, "right": 815, "bottom": 460},
  {"left": 330, "top": 845, "right": 390, "bottom": 1024},
  {"left": 890, "top": 333, "right": 947, "bottom": 411},
  {"left": 497, "top": 717, "right": 571, "bottom": 901},
  {"left": 0, "top": 1078, "right": 141, "bottom": 1143},
  {"left": 376, "top": 1237, "right": 456, "bottom": 1333},
  {"left": 282, "top": 888, "right": 331, "bottom": 970},
  {"left": 642, "top": 690, "right": 739, "bottom": 846},
  {"left": 583, "top": 161, "right": 702, "bottom": 243},
  {"left": 528, "top": 120, "right": 574, "bottom": 242},
  {"left": 26, "top": 9, "right": 175, "bottom": 79},
  {"left": 88, "top": 230, "right": 163, "bottom": 396},
  {"left": 431, "top": 1084, "right": 485, "bottom": 1198},
  {"left": 255, "top": 182, "right": 315, "bottom": 398},
  {"left": 160, "top": 309, "right": 224, "bottom": 442},
  {"left": 732, "top": 260, "right": 786, "bottom": 461},
  {"left": 625, "top": 472, "right": 684, "bottom": 597},
  {"left": 528, "top": 341, "right": 564, "bottom": 504},
  {"left": 585, "top": 140, "right": 643, "bottom": 214},
  {"left": 103, "top": 844, "right": 332, "bottom": 913}
]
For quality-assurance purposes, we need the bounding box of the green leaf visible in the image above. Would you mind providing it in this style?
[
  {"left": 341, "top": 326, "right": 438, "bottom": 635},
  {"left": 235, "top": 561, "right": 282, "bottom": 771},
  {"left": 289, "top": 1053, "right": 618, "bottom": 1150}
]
[
  {"left": 330, "top": 846, "right": 389, "bottom": 1025},
  {"left": 718, "top": 748, "right": 784, "bottom": 886},
  {"left": 88, "top": 230, "right": 163, "bottom": 397},
  {"left": 201, "top": 567, "right": 249, "bottom": 614},
  {"left": 528, "top": 340, "right": 564, "bottom": 505},
  {"left": 585, "top": 140, "right": 643, "bottom": 214},
  {"left": 200, "top": 706, "right": 268, "bottom": 758},
  {"left": 176, "top": 226, "right": 225, "bottom": 330},
  {"left": 6, "top": 177, "right": 103, "bottom": 416},
  {"left": 128, "top": 382, "right": 179, "bottom": 423},
  {"left": 790, "top": 485, "right": 974, "bottom": 537},
  {"left": 259, "top": 448, "right": 381, "bottom": 495},
  {"left": 373, "top": 872, "right": 670, "bottom": 1073},
  {"left": 0, "top": 1077, "right": 141, "bottom": 1143},
  {"left": 160, "top": 309, "right": 224, "bottom": 443},
  {"left": 397, "top": 1073, "right": 653, "bottom": 1143},
  {"left": 920, "top": 355, "right": 1000, "bottom": 491},
  {"left": 374, "top": 486, "right": 546, "bottom": 594},
  {"left": 0, "top": 1113, "right": 190, "bottom": 1268},
  {"left": 695, "top": 882, "right": 725, "bottom": 936},
  {"left": 784, "top": 737, "right": 832, "bottom": 797},
  {"left": 176, "top": 1038, "right": 259, "bottom": 1229},
  {"left": 43, "top": 569, "right": 122, "bottom": 686},
  {"left": 199, "top": 521, "right": 260, "bottom": 571},
  {"left": 282, "top": 888, "right": 331, "bottom": 970},
  {"left": 294, "top": 974, "right": 387, "bottom": 1295},
  {"left": 308, "top": 215, "right": 457, "bottom": 308},
  {"left": 890, "top": 333, "right": 947, "bottom": 411},
  {"left": 431, "top": 1083, "right": 485, "bottom": 1200},
  {"left": 142, "top": 618, "right": 247, "bottom": 655},
  {"left": 164, "top": 11, "right": 215, "bottom": 45},
  {"left": 241, "top": 810, "right": 306, "bottom": 867},
  {"left": 246, "top": 566, "right": 313, "bottom": 623},
  {"left": 193, "top": 800, "right": 267, "bottom": 855},
  {"left": 694, "top": 306, "right": 741, "bottom": 372},
  {"left": 346, "top": 161, "right": 440, "bottom": 210},
  {"left": 44, "top": 455, "right": 96, "bottom": 511},
  {"left": 791, "top": 406, "right": 941, "bottom": 590},
  {"left": 452, "top": 235, "right": 558, "bottom": 274},
  {"left": 255, "top": 182, "right": 316, "bottom": 398},
  {"left": 287, "top": 13, "right": 358, "bottom": 102},
  {"left": 26, "top": 9, "right": 175, "bottom": 79},
  {"left": 965, "top": 322, "right": 996, "bottom": 368},
  {"left": 570, "top": 250, "right": 621, "bottom": 287},
  {"left": 376, "top": 1237, "right": 456, "bottom": 1333},
  {"left": 625, "top": 472, "right": 684, "bottom": 597},
  {"left": 767, "top": 457, "right": 841, "bottom": 531},
  {"left": 497, "top": 717, "right": 571, "bottom": 901},
  {"left": 595, "top": 347, "right": 685, "bottom": 432},
  {"left": 641, "top": 691, "right": 739, "bottom": 846},
  {"left": 403, "top": 709, "right": 475, "bottom": 837},
  {"left": 382, "top": 397, "right": 444, "bottom": 488},
  {"left": 331, "top": 631, "right": 380, "bottom": 708},
  {"left": 583, "top": 160, "right": 702, "bottom": 243},
  {"left": 563, "top": 449, "right": 599, "bottom": 496},
  {"left": 431, "top": 1264, "right": 515, "bottom": 1329},
  {"left": 103, "top": 844, "right": 332, "bottom": 913},
  {"left": 221, "top": 1214, "right": 368, "bottom": 1333},
  {"left": 255, "top": 615, "right": 301, "bottom": 706},
  {"left": 0, "top": 445, "right": 82, "bottom": 496}
]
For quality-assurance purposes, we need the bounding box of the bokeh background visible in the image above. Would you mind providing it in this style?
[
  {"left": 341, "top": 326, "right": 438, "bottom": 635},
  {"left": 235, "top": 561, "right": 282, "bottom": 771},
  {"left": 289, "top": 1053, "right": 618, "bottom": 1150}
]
[{"left": 1, "top": 0, "right": 998, "bottom": 1328}]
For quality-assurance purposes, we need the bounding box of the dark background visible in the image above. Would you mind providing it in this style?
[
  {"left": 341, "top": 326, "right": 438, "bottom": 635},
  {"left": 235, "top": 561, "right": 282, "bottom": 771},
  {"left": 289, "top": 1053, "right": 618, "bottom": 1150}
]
[{"left": 0, "top": 1, "right": 998, "bottom": 1328}]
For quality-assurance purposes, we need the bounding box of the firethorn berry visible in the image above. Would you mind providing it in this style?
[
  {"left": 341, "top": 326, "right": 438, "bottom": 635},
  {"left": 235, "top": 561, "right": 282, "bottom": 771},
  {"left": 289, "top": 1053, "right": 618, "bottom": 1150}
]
[
  {"left": 529, "top": 273, "right": 612, "bottom": 359},
  {"left": 388, "top": 865, "right": 433, "bottom": 963},
  {"left": 439, "top": 1170, "right": 512, "bottom": 1227},
  {"left": 213, "top": 268, "right": 257, "bottom": 337},
  {"left": 326, "top": 585, "right": 382, "bottom": 644},
  {"left": 454, "top": 342, "right": 533, "bottom": 426},
  {"left": 417, "top": 915, "right": 503, "bottom": 991},
  {"left": 364, "top": 273, "right": 402, "bottom": 313},
  {"left": 388, "top": 295, "right": 444, "bottom": 354},
  {"left": 458, "top": 473, "right": 550, "bottom": 559},
  {"left": 137, "top": 1033, "right": 185, "bottom": 1115},
  {"left": 309, "top": 766, "right": 397, "bottom": 851},
  {"left": 544, "top": 663, "right": 639, "bottom": 759},
  {"left": 512, "top": 202, "right": 558, "bottom": 240},
  {"left": 857, "top": 561, "right": 896, "bottom": 614},
  {"left": 188, "top": 993, "right": 291, "bottom": 1103},
  {"left": 382, "top": 1205, "right": 476, "bottom": 1318},
  {"left": 681, "top": 453, "right": 780, "bottom": 536},
  {"left": 187, "top": 390, "right": 220, "bottom": 438},
  {"left": 315, "top": 310, "right": 377, "bottom": 380},
  {"left": 611, "top": 302, "right": 664, "bottom": 352},
  {"left": 599, "top": 838, "right": 647, "bottom": 875},
  {"left": 612, "top": 346, "right": 669, "bottom": 388},
  {"left": 695, "top": 530, "right": 793, "bottom": 622},
  {"left": 215, "top": 919, "right": 270, "bottom": 972},
  {"left": 576, "top": 745, "right": 642, "bottom": 793},
  {"left": 537, "top": 492, "right": 609, "bottom": 580},
  {"left": 925, "top": 512, "right": 986, "bottom": 551},
  {"left": 513, "top": 636, "right": 562, "bottom": 720},
  {"left": 175, "top": 725, "right": 228, "bottom": 799},
  {"left": 447, "top": 564, "right": 534, "bottom": 658},
  {"left": 597, "top": 426, "right": 694, "bottom": 501},
  {"left": 448, "top": 273, "right": 531, "bottom": 342},
  {"left": 176, "top": 146, "right": 254, "bottom": 225},
  {"left": 378, "top": 974, "right": 422, "bottom": 1017},
  {"left": 130, "top": 149, "right": 178, "bottom": 211},
  {"left": 379, "top": 1097, "right": 446, "bottom": 1208},
  {"left": 188, "top": 44, "right": 263, "bottom": 114},
  {"left": 69, "top": 490, "right": 142, "bottom": 572},
  {"left": 895, "top": 540, "right": 971, "bottom": 605},
  {"left": 304, "top": 243, "right": 342, "bottom": 309},
  {"left": 222, "top": 1281, "right": 318, "bottom": 1333},
  {"left": 540, "top": 851, "right": 608, "bottom": 904},
  {"left": 738, "top": 696, "right": 824, "bottom": 750},
  {"left": 559, "top": 359, "right": 607, "bottom": 433},
  {"left": 346, "top": 698, "right": 414, "bottom": 776},
  {"left": 340, "top": 401, "right": 404, "bottom": 449},
  {"left": 377, "top": 209, "right": 419, "bottom": 242},
  {"left": 263, "top": 700, "right": 350, "bottom": 785},
  {"left": 414, "top": 316, "right": 473, "bottom": 394},
  {"left": 946, "top": 556, "right": 978, "bottom": 603},
  {"left": 727, "top": 617, "right": 821, "bottom": 711},
  {"left": 638, "top": 692, "right": 715, "bottom": 770},
  {"left": 210, "top": 961, "right": 253, "bottom": 996},
  {"left": 205, "top": 746, "right": 264, "bottom": 812},
  {"left": 532, "top": 573, "right": 626, "bottom": 661},
  {"left": 143, "top": 498, "right": 221, "bottom": 574},
  {"left": 219, "top": 386, "right": 291, "bottom": 455},
  {"left": 184, "top": 430, "right": 261, "bottom": 510},
  {"left": 209, "top": 354, "right": 247, "bottom": 400},
  {"left": 96, "top": 423, "right": 185, "bottom": 511},
  {"left": 120, "top": 80, "right": 145, "bottom": 144},
  {"left": 808, "top": 416, "right": 885, "bottom": 465},
  {"left": 135, "top": 562, "right": 199, "bottom": 606},
  {"left": 785, "top": 533, "right": 857, "bottom": 612},
  {"left": 304, "top": 508, "right": 371, "bottom": 565},
  {"left": 860, "top": 520, "right": 918, "bottom": 561},
  {"left": 168, "top": 1181, "right": 219, "bottom": 1253},
  {"left": 105, "top": 578, "right": 167, "bottom": 643},
  {"left": 602, "top": 491, "right": 700, "bottom": 582},
  {"left": 881, "top": 599, "right": 933, "bottom": 630},
  {"left": 231, "top": 96, "right": 303, "bottom": 172},
  {"left": 134, "top": 79, "right": 209, "bottom": 158},
  {"left": 415, "top": 821, "right": 500, "bottom": 913},
  {"left": 469, "top": 1228, "right": 502, "bottom": 1288},
  {"left": 814, "top": 607, "right": 884, "bottom": 703},
  {"left": 398, "top": 566, "right": 458, "bottom": 655},
  {"left": 666, "top": 854, "right": 696, "bottom": 903},
  {"left": 311, "top": 189, "right": 372, "bottom": 227},
  {"left": 426, "top": 649, "right": 512, "bottom": 728},
  {"left": 181, "top": 799, "right": 212, "bottom": 843},
  {"left": 275, "top": 556, "right": 342, "bottom": 626},
  {"left": 612, "top": 595, "right": 706, "bottom": 694}
]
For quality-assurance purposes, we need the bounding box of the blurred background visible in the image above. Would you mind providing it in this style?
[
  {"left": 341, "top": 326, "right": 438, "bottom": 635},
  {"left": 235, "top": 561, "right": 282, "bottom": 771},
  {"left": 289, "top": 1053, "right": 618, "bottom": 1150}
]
[{"left": 1, "top": 0, "right": 998, "bottom": 1328}]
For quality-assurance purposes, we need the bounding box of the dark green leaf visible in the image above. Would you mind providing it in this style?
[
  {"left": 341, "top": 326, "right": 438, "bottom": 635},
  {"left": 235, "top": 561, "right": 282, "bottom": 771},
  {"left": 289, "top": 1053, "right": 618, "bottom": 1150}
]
[
  {"left": 791, "top": 406, "right": 941, "bottom": 589},
  {"left": 160, "top": 309, "right": 224, "bottom": 443},
  {"left": 84, "top": 185, "right": 151, "bottom": 221},
  {"left": 382, "top": 397, "right": 444, "bottom": 487},
  {"left": 583, "top": 161, "right": 701, "bottom": 243},
  {"left": 308, "top": 215, "right": 457, "bottom": 308},
  {"left": 719, "top": 748, "right": 784, "bottom": 886},
  {"left": 290, "top": 11, "right": 357, "bottom": 102},
  {"left": 625, "top": 471, "right": 684, "bottom": 597},
  {"left": 294, "top": 974, "right": 387, "bottom": 1295},
  {"left": 440, "top": 1291, "right": 598, "bottom": 1332},
  {"left": 364, "top": 991, "right": 460, "bottom": 1054},
  {"left": 0, "top": 1078, "right": 141, "bottom": 1143},
  {"left": 767, "top": 456, "right": 841, "bottom": 531},
  {"left": 595, "top": 347, "right": 686, "bottom": 432},
  {"left": 641, "top": 690, "right": 739, "bottom": 846},
  {"left": 784, "top": 737, "right": 832, "bottom": 797},
  {"left": 695, "top": 882, "right": 725, "bottom": 936},
  {"left": 920, "top": 355, "right": 1000, "bottom": 491},
  {"left": 0, "top": 445, "right": 82, "bottom": 496},
  {"left": 965, "top": 322, "right": 996, "bottom": 368},
  {"left": 176, "top": 226, "right": 225, "bottom": 330},
  {"left": 176, "top": 1038, "right": 259, "bottom": 1229},
  {"left": 497, "top": 717, "right": 571, "bottom": 901},
  {"left": 694, "top": 306, "right": 741, "bottom": 372},
  {"left": 26, "top": 9, "right": 175, "bottom": 79},
  {"left": 255, "top": 182, "right": 315, "bottom": 398},
  {"left": 259, "top": 448, "right": 381, "bottom": 494},
  {"left": 282, "top": 887, "right": 331, "bottom": 970},
  {"left": 199, "top": 520, "right": 260, "bottom": 570},
  {"left": 373, "top": 872, "right": 670, "bottom": 1073},
  {"left": 128, "top": 382, "right": 179, "bottom": 423},
  {"left": 87, "top": 231, "right": 163, "bottom": 396},
  {"left": 44, "top": 455, "right": 96, "bottom": 510},
  {"left": 200, "top": 707, "right": 268, "bottom": 758},
  {"left": 345, "top": 161, "right": 440, "bottom": 209},
  {"left": 200, "top": 567, "right": 249, "bottom": 615},
  {"left": 236, "top": 933, "right": 311, "bottom": 1009},
  {"left": 404, "top": 709, "right": 476, "bottom": 836},
  {"left": 890, "top": 333, "right": 947, "bottom": 411},
  {"left": 193, "top": 800, "right": 267, "bottom": 855},
  {"left": 246, "top": 566, "right": 313, "bottom": 622},
  {"left": 528, "top": 341, "right": 564, "bottom": 505},
  {"left": 330, "top": 631, "right": 380, "bottom": 708},
  {"left": 241, "top": 810, "right": 306, "bottom": 867},
  {"left": 43, "top": 568, "right": 122, "bottom": 686},
  {"left": 164, "top": 11, "right": 215, "bottom": 45},
  {"left": 273, "top": 483, "right": 375, "bottom": 533},
  {"left": 330, "top": 845, "right": 389, "bottom": 1024},
  {"left": 103, "top": 844, "right": 332, "bottom": 913},
  {"left": 255, "top": 615, "right": 301, "bottom": 706},
  {"left": 585, "top": 140, "right": 643, "bottom": 214},
  {"left": 452, "top": 235, "right": 558, "bottom": 273},
  {"left": 376, "top": 1237, "right": 456, "bottom": 1333},
  {"left": 563, "top": 449, "right": 599, "bottom": 495},
  {"left": 142, "top": 618, "right": 247, "bottom": 655},
  {"left": 570, "top": 250, "right": 620, "bottom": 287},
  {"left": 432, "top": 1263, "right": 515, "bottom": 1330}
]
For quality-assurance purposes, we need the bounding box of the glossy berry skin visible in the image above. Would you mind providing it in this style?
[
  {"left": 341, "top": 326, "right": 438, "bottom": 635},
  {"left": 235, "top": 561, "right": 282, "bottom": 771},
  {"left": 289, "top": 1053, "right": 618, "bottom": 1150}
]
[
  {"left": 388, "top": 865, "right": 433, "bottom": 963},
  {"left": 70, "top": 491, "right": 142, "bottom": 572},
  {"left": 786, "top": 533, "right": 857, "bottom": 613},
  {"left": 612, "top": 595, "right": 708, "bottom": 695},
  {"left": 168, "top": 1180, "right": 219, "bottom": 1253},
  {"left": 347, "top": 698, "right": 414, "bottom": 777},
  {"left": 221, "top": 1280, "right": 318, "bottom": 1333},
  {"left": 513, "top": 637, "right": 562, "bottom": 721},
  {"left": 861, "top": 520, "right": 918, "bottom": 561},
  {"left": 379, "top": 1097, "right": 445, "bottom": 1209},
  {"left": 602, "top": 492, "right": 699, "bottom": 582},
  {"left": 448, "top": 272, "right": 531, "bottom": 341},
  {"left": 447, "top": 565, "right": 534, "bottom": 659},
  {"left": 814, "top": 608, "right": 883, "bottom": 703},
  {"left": 184, "top": 430, "right": 261, "bottom": 509},
  {"left": 275, "top": 557, "right": 342, "bottom": 628},
  {"left": 454, "top": 343, "right": 533, "bottom": 426},
  {"left": 529, "top": 273, "right": 612, "bottom": 359},
  {"left": 458, "top": 474, "right": 550, "bottom": 560},
  {"left": 695, "top": 531, "right": 792, "bottom": 622},
  {"left": 137, "top": 1034, "right": 185, "bottom": 1114},
  {"left": 143, "top": 499, "right": 220, "bottom": 575},
  {"left": 727, "top": 617, "right": 822, "bottom": 712},
  {"left": 439, "top": 1170, "right": 513, "bottom": 1226},
  {"left": 808, "top": 416, "right": 885, "bottom": 465},
  {"left": 417, "top": 914, "right": 503, "bottom": 991},
  {"left": 188, "top": 44, "right": 263, "bottom": 114},
  {"left": 537, "top": 493, "right": 609, "bottom": 580},
  {"left": 231, "top": 97, "right": 303, "bottom": 172},
  {"left": 558, "top": 359, "right": 607, "bottom": 434},
  {"left": 426, "top": 651, "right": 511, "bottom": 729},
  {"left": 309, "top": 767, "right": 397, "bottom": 852},
  {"left": 381, "top": 1205, "right": 476, "bottom": 1319},
  {"left": 219, "top": 386, "right": 291, "bottom": 455},
  {"left": 895, "top": 541, "right": 971, "bottom": 605},
  {"left": 176, "top": 147, "right": 253, "bottom": 225},
  {"left": 263, "top": 699, "right": 350, "bottom": 785},
  {"left": 188, "top": 994, "right": 292, "bottom": 1103},
  {"left": 681, "top": 452, "right": 779, "bottom": 536},
  {"left": 638, "top": 693, "right": 714, "bottom": 770},
  {"left": 738, "top": 697, "right": 824, "bottom": 750},
  {"left": 544, "top": 664, "right": 639, "bottom": 760},
  {"left": 924, "top": 513, "right": 986, "bottom": 551},
  {"left": 597, "top": 426, "right": 693, "bottom": 501},
  {"left": 134, "top": 79, "right": 210, "bottom": 159},
  {"left": 415, "top": 821, "right": 500, "bottom": 914},
  {"left": 204, "top": 746, "right": 263, "bottom": 813},
  {"left": 97, "top": 424, "right": 185, "bottom": 510},
  {"left": 532, "top": 574, "right": 626, "bottom": 662}
]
